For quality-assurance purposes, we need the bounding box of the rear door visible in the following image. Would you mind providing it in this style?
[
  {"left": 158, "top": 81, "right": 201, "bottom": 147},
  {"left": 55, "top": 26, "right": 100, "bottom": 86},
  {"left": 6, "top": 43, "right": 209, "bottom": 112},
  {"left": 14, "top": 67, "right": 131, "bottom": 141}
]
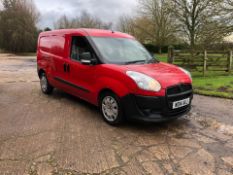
[
  {"left": 66, "top": 36, "right": 98, "bottom": 102},
  {"left": 49, "top": 35, "right": 71, "bottom": 91},
  {"left": 38, "top": 36, "right": 53, "bottom": 80}
]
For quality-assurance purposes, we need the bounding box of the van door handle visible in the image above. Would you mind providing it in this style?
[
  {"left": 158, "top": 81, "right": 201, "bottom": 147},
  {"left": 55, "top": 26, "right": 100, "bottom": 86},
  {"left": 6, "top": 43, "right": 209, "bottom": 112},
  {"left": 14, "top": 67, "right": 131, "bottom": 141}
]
[
  {"left": 67, "top": 64, "right": 70, "bottom": 73},
  {"left": 63, "top": 63, "right": 70, "bottom": 73},
  {"left": 64, "top": 63, "right": 67, "bottom": 72}
]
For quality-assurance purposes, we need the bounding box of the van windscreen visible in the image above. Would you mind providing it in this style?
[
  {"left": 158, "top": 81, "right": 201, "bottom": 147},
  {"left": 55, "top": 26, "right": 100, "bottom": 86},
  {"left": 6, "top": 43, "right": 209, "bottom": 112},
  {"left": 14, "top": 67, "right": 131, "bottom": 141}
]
[{"left": 91, "top": 37, "right": 154, "bottom": 64}]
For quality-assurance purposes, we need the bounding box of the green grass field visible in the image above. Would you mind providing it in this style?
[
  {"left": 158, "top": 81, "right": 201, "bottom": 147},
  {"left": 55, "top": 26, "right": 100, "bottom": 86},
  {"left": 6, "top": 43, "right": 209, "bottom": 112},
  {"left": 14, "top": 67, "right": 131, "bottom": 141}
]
[
  {"left": 192, "top": 76, "right": 233, "bottom": 99},
  {"left": 155, "top": 54, "right": 167, "bottom": 62},
  {"left": 156, "top": 54, "right": 233, "bottom": 99}
]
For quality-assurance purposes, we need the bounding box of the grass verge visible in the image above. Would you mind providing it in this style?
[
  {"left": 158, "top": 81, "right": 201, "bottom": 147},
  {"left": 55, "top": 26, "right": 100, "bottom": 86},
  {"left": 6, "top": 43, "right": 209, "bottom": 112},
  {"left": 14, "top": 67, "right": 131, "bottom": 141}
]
[
  {"left": 192, "top": 76, "right": 233, "bottom": 99},
  {"left": 155, "top": 54, "right": 167, "bottom": 62},
  {"left": 156, "top": 54, "right": 233, "bottom": 99}
]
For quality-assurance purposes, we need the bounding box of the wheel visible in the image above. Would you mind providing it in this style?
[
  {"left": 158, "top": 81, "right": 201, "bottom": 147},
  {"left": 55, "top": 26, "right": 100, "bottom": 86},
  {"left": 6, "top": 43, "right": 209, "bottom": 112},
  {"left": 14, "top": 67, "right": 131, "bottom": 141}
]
[
  {"left": 40, "top": 73, "right": 53, "bottom": 94},
  {"left": 100, "top": 92, "right": 123, "bottom": 125}
]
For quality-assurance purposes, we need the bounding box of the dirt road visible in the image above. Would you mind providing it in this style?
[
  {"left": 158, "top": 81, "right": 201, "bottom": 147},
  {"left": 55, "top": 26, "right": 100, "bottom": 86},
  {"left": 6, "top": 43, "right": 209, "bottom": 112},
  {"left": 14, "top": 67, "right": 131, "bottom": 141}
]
[{"left": 0, "top": 54, "right": 232, "bottom": 175}]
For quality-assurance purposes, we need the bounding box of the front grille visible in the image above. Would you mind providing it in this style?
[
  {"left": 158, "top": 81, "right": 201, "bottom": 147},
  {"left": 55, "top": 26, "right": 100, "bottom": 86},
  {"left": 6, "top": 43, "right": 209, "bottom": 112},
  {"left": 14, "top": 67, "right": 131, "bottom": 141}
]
[
  {"left": 167, "top": 84, "right": 192, "bottom": 96},
  {"left": 133, "top": 84, "right": 193, "bottom": 118},
  {"left": 165, "top": 84, "right": 193, "bottom": 115}
]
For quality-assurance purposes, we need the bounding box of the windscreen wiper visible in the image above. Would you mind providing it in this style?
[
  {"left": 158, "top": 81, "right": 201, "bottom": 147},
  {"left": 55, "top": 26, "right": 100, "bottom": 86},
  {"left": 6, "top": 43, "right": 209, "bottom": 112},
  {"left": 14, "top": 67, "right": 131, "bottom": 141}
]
[{"left": 125, "top": 60, "right": 146, "bottom": 64}]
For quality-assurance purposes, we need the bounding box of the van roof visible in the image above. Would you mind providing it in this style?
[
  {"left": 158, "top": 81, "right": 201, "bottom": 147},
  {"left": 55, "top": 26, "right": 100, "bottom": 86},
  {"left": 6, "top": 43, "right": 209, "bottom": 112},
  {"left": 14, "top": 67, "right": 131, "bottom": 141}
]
[{"left": 39, "top": 28, "right": 134, "bottom": 39}]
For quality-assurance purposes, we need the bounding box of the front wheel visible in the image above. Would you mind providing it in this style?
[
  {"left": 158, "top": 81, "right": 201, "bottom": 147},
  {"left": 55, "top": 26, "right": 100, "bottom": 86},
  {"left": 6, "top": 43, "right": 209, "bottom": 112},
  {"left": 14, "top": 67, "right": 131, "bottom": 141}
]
[
  {"left": 40, "top": 73, "right": 53, "bottom": 94},
  {"left": 100, "top": 92, "right": 123, "bottom": 125}
]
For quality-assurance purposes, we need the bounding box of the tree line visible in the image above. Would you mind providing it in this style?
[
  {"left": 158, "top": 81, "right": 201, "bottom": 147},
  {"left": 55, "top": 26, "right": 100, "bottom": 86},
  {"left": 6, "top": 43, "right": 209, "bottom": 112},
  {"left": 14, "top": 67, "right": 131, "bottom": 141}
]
[
  {"left": 0, "top": 0, "right": 39, "bottom": 52},
  {"left": 0, "top": 0, "right": 233, "bottom": 53},
  {"left": 53, "top": 11, "right": 112, "bottom": 30},
  {"left": 0, "top": 0, "right": 113, "bottom": 53},
  {"left": 118, "top": 0, "right": 233, "bottom": 53}
]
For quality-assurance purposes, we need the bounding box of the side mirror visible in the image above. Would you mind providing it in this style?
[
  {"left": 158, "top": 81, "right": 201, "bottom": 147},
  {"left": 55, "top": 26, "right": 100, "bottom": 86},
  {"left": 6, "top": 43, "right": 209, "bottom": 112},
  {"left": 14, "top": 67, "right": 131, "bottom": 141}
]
[
  {"left": 81, "top": 59, "right": 92, "bottom": 65},
  {"left": 80, "top": 52, "right": 97, "bottom": 65}
]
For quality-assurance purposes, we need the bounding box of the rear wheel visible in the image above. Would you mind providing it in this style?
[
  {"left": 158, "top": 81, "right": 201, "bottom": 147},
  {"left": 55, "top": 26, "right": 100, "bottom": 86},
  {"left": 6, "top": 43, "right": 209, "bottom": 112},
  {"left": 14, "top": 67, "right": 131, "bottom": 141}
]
[
  {"left": 100, "top": 92, "right": 123, "bottom": 125},
  {"left": 40, "top": 73, "right": 53, "bottom": 94}
]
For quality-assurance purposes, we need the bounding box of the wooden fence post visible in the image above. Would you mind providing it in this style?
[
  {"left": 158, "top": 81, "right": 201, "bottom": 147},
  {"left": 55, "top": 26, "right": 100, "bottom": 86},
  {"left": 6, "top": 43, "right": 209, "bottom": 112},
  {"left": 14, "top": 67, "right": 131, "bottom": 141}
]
[
  {"left": 168, "top": 46, "right": 174, "bottom": 64},
  {"left": 228, "top": 50, "right": 232, "bottom": 73},
  {"left": 203, "top": 50, "right": 207, "bottom": 76}
]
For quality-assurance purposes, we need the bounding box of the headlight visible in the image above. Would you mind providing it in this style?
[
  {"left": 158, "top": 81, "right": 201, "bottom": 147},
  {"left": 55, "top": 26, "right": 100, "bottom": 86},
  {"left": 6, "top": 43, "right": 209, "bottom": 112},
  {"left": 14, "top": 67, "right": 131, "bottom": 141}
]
[
  {"left": 179, "top": 67, "right": 192, "bottom": 80},
  {"left": 126, "top": 71, "right": 161, "bottom": 92}
]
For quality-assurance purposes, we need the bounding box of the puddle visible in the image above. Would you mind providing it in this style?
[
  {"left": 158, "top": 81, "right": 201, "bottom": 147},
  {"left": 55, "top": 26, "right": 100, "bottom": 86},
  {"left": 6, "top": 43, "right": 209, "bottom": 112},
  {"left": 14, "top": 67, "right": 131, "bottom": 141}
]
[
  {"left": 190, "top": 112, "right": 233, "bottom": 136},
  {"left": 217, "top": 124, "right": 233, "bottom": 135}
]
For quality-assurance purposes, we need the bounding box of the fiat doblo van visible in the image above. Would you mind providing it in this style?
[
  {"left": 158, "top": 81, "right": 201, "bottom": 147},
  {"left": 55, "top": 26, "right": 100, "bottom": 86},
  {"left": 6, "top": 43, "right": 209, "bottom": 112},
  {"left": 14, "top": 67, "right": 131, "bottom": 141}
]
[{"left": 37, "top": 29, "right": 193, "bottom": 125}]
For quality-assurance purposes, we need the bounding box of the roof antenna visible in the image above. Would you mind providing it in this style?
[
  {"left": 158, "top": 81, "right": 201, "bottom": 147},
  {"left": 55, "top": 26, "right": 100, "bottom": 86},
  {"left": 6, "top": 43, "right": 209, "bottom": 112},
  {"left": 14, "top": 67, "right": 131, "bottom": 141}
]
[{"left": 111, "top": 30, "right": 115, "bottom": 34}]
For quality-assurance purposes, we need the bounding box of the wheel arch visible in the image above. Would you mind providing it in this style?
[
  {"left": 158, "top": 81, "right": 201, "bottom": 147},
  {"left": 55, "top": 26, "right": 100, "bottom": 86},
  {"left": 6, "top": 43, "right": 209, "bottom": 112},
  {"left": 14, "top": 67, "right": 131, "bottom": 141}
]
[
  {"left": 38, "top": 69, "right": 45, "bottom": 78},
  {"left": 95, "top": 77, "right": 132, "bottom": 106},
  {"left": 98, "top": 88, "right": 116, "bottom": 105}
]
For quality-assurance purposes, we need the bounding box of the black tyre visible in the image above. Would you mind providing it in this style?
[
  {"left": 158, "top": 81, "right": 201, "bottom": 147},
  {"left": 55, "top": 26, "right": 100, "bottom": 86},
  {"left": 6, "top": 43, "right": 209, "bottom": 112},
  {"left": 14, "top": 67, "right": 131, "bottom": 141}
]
[
  {"left": 40, "top": 73, "right": 53, "bottom": 94},
  {"left": 100, "top": 92, "right": 123, "bottom": 125}
]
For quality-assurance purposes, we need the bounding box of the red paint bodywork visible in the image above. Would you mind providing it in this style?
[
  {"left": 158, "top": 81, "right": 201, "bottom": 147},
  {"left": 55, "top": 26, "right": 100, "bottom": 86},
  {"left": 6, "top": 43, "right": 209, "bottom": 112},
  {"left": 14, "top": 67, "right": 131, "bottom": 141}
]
[{"left": 37, "top": 29, "right": 192, "bottom": 106}]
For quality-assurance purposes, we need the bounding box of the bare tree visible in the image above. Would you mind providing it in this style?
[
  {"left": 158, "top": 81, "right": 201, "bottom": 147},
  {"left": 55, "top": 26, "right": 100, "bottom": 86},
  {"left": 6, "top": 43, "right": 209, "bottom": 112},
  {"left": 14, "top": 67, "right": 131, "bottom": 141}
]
[
  {"left": 54, "top": 11, "right": 112, "bottom": 30},
  {"left": 117, "top": 15, "right": 135, "bottom": 34},
  {"left": 221, "top": 0, "right": 233, "bottom": 25},
  {"left": 170, "top": 0, "right": 232, "bottom": 49},
  {"left": 117, "top": 15, "right": 155, "bottom": 43},
  {"left": 75, "top": 11, "right": 112, "bottom": 29},
  {"left": 222, "top": 0, "right": 233, "bottom": 13},
  {"left": 136, "top": 0, "right": 178, "bottom": 53},
  {"left": 54, "top": 15, "right": 75, "bottom": 29},
  {"left": 118, "top": 0, "right": 178, "bottom": 53},
  {"left": 0, "top": 0, "right": 40, "bottom": 52}
]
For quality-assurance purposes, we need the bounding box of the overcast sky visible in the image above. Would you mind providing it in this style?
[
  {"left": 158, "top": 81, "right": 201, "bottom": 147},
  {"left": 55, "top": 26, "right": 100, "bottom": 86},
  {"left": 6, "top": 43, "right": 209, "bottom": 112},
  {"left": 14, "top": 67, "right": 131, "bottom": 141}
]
[{"left": 34, "top": 0, "right": 138, "bottom": 29}]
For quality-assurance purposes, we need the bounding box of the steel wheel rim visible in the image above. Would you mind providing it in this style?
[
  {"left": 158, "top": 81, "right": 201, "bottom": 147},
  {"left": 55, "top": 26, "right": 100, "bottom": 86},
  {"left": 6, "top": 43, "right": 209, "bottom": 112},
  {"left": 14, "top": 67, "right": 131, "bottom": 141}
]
[
  {"left": 41, "top": 76, "right": 48, "bottom": 92},
  {"left": 102, "top": 96, "right": 119, "bottom": 122}
]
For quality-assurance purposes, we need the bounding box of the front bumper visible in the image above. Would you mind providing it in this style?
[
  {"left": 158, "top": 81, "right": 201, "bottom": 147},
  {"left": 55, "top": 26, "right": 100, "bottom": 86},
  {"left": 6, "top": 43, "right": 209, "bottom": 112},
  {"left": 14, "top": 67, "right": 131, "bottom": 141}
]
[{"left": 121, "top": 91, "right": 193, "bottom": 122}]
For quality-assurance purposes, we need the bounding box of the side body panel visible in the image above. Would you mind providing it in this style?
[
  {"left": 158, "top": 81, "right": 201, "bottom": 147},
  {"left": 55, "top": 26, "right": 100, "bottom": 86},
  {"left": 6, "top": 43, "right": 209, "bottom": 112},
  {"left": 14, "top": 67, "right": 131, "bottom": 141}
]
[
  {"left": 63, "top": 34, "right": 133, "bottom": 105},
  {"left": 49, "top": 35, "right": 68, "bottom": 90},
  {"left": 37, "top": 33, "right": 72, "bottom": 91}
]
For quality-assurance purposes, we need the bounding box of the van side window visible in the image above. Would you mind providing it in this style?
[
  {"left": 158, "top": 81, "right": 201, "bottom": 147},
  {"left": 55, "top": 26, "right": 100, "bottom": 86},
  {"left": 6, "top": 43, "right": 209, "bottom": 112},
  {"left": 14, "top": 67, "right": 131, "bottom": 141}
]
[{"left": 70, "top": 36, "right": 94, "bottom": 61}]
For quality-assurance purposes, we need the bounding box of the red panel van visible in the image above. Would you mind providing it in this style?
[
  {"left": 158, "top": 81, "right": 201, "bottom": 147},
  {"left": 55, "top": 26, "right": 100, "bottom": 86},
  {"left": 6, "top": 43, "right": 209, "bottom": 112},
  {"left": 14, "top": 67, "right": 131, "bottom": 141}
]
[{"left": 37, "top": 29, "right": 193, "bottom": 125}]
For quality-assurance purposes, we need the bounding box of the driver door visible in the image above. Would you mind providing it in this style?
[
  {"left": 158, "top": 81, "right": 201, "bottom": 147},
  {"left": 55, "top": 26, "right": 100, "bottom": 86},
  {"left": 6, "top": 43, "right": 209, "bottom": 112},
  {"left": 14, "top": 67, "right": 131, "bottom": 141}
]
[{"left": 66, "top": 36, "right": 97, "bottom": 102}]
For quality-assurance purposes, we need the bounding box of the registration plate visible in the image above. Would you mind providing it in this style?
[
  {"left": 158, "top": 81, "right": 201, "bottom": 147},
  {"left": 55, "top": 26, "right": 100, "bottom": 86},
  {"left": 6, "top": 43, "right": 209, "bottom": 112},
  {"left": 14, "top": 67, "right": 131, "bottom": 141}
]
[{"left": 172, "top": 98, "right": 190, "bottom": 109}]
